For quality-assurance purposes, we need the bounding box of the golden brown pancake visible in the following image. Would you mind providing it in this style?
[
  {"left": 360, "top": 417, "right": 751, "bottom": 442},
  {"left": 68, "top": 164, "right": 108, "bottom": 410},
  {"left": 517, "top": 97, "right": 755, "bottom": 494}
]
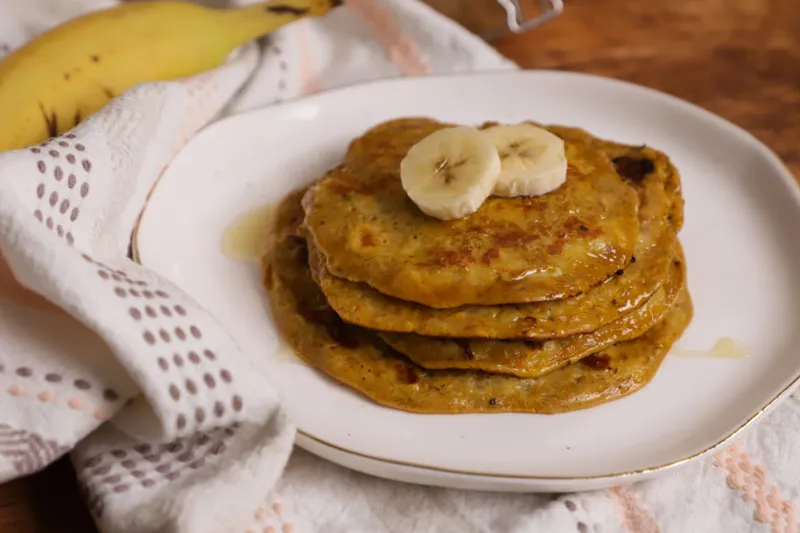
[
  {"left": 302, "top": 118, "right": 640, "bottom": 308},
  {"left": 543, "top": 123, "right": 685, "bottom": 234},
  {"left": 380, "top": 248, "right": 683, "bottom": 378},
  {"left": 306, "top": 128, "right": 683, "bottom": 339},
  {"left": 263, "top": 190, "right": 693, "bottom": 415}
]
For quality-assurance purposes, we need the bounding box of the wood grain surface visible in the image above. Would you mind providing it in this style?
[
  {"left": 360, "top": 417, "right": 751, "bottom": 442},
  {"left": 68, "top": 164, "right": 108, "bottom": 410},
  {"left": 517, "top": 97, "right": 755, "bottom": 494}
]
[
  {"left": 0, "top": 1, "right": 797, "bottom": 531},
  {"left": 489, "top": 0, "right": 800, "bottom": 177}
]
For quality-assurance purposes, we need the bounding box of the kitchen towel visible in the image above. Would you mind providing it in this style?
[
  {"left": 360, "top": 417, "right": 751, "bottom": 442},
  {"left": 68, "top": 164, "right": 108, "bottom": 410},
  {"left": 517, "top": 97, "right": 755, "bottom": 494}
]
[{"left": 0, "top": 1, "right": 797, "bottom": 532}]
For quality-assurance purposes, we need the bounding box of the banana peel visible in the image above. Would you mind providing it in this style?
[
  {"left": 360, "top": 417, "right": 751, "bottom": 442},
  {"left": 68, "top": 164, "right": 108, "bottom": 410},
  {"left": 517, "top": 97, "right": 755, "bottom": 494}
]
[{"left": 0, "top": 0, "right": 342, "bottom": 152}]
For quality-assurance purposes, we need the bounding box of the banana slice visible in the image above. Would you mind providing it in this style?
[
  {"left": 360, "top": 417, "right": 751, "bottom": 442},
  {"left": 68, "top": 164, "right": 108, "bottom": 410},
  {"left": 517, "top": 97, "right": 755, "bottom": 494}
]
[
  {"left": 400, "top": 126, "right": 501, "bottom": 220},
  {"left": 484, "top": 123, "right": 568, "bottom": 198}
]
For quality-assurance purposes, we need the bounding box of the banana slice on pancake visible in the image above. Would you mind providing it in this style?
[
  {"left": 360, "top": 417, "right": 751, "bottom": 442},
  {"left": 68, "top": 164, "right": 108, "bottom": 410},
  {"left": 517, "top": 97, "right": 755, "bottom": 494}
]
[
  {"left": 484, "top": 123, "right": 568, "bottom": 198},
  {"left": 400, "top": 126, "right": 501, "bottom": 220}
]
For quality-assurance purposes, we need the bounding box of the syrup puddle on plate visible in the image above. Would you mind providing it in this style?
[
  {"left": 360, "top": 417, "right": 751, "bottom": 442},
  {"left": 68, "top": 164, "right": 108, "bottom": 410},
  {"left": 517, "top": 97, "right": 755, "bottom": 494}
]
[
  {"left": 221, "top": 203, "right": 278, "bottom": 262},
  {"left": 671, "top": 337, "right": 751, "bottom": 359},
  {"left": 222, "top": 205, "right": 306, "bottom": 367},
  {"left": 274, "top": 339, "right": 306, "bottom": 365}
]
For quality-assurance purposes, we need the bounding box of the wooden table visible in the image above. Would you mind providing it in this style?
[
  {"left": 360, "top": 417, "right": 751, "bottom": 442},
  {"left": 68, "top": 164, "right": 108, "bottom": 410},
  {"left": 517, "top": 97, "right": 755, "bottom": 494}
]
[{"left": 1, "top": 1, "right": 797, "bottom": 531}]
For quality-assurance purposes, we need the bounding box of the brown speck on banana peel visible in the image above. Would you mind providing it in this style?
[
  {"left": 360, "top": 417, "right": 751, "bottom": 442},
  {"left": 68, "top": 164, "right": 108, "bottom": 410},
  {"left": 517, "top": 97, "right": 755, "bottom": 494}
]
[
  {"left": 73, "top": 110, "right": 82, "bottom": 127},
  {"left": 90, "top": 55, "right": 100, "bottom": 63},
  {"left": 64, "top": 73, "right": 70, "bottom": 81},
  {"left": 102, "top": 86, "right": 114, "bottom": 98},
  {"left": 39, "top": 102, "right": 57, "bottom": 137},
  {"left": 266, "top": 5, "right": 309, "bottom": 15}
]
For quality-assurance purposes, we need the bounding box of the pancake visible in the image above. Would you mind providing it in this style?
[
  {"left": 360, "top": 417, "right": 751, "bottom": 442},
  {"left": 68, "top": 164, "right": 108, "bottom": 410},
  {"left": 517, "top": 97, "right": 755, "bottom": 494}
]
[
  {"left": 263, "top": 190, "right": 694, "bottom": 414},
  {"left": 380, "top": 247, "right": 683, "bottom": 378},
  {"left": 543, "top": 124, "right": 685, "bottom": 234},
  {"left": 306, "top": 131, "right": 682, "bottom": 339},
  {"left": 302, "top": 118, "right": 640, "bottom": 308}
]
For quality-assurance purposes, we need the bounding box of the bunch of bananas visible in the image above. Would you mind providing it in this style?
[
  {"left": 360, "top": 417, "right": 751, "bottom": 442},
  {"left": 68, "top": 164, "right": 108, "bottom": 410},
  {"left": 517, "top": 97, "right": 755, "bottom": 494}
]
[{"left": 0, "top": 0, "right": 341, "bottom": 152}]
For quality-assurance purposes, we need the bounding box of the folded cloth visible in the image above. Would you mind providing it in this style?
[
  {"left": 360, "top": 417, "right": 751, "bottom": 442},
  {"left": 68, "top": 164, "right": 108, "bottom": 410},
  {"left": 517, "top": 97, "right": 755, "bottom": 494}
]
[{"left": 0, "top": 1, "right": 797, "bottom": 532}]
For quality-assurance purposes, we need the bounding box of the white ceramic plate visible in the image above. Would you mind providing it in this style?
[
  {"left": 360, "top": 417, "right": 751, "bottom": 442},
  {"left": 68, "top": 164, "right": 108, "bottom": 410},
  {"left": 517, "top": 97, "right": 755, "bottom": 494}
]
[{"left": 136, "top": 71, "right": 800, "bottom": 492}]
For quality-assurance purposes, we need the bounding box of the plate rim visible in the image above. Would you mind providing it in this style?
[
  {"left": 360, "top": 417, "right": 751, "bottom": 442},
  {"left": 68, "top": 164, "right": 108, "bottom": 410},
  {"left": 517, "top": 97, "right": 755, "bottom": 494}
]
[{"left": 132, "top": 69, "right": 800, "bottom": 484}]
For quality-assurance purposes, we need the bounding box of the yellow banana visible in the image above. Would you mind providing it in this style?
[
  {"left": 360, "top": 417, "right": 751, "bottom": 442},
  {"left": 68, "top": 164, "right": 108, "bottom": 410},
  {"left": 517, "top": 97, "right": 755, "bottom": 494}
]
[{"left": 0, "top": 0, "right": 341, "bottom": 152}]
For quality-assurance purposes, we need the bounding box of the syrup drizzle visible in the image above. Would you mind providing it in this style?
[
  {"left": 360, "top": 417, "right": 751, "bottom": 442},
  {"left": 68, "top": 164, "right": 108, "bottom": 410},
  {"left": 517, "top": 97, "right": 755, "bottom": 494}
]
[
  {"left": 671, "top": 337, "right": 751, "bottom": 359},
  {"left": 221, "top": 204, "right": 277, "bottom": 262}
]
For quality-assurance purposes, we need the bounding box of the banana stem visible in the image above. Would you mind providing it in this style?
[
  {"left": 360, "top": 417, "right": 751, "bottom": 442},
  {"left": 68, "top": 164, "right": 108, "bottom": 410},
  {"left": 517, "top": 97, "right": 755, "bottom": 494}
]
[{"left": 220, "top": 0, "right": 339, "bottom": 49}]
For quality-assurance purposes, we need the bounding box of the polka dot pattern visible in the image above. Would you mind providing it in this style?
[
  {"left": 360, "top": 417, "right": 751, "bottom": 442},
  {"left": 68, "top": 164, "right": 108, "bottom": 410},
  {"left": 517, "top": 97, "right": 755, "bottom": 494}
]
[
  {"left": 16, "top": 82, "right": 270, "bottom": 526},
  {"left": 84, "top": 250, "right": 228, "bottom": 431},
  {"left": 84, "top": 260, "right": 245, "bottom": 434},
  {"left": 77, "top": 424, "right": 238, "bottom": 518},
  {"left": 103, "top": 389, "right": 120, "bottom": 401},
  {"left": 244, "top": 493, "right": 296, "bottom": 533},
  {"left": 272, "top": 43, "right": 289, "bottom": 103},
  {"left": 86, "top": 252, "right": 242, "bottom": 433},
  {"left": 3, "top": 361, "right": 121, "bottom": 404},
  {"left": 3, "top": 356, "right": 123, "bottom": 424},
  {"left": 30, "top": 136, "right": 94, "bottom": 245}
]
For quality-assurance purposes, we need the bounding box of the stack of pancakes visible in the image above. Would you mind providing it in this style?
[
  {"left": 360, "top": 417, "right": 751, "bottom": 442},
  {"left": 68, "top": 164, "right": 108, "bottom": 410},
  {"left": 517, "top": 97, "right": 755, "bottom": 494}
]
[{"left": 263, "top": 118, "right": 693, "bottom": 414}]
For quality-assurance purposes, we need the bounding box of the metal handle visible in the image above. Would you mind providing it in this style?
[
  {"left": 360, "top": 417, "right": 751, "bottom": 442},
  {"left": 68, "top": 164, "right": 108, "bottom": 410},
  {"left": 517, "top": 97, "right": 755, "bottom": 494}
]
[{"left": 497, "top": 0, "right": 564, "bottom": 33}]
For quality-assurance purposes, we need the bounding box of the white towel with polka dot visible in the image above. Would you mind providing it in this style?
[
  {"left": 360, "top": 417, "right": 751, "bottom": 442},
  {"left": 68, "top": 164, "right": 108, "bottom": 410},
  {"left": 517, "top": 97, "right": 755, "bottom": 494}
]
[{"left": 0, "top": 1, "right": 515, "bottom": 533}]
